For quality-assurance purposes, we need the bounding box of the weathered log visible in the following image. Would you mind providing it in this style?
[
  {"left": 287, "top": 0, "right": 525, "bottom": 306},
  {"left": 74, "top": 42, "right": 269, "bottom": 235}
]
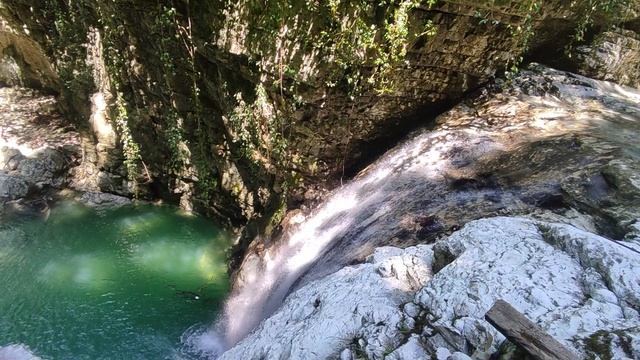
[{"left": 485, "top": 300, "right": 579, "bottom": 360}]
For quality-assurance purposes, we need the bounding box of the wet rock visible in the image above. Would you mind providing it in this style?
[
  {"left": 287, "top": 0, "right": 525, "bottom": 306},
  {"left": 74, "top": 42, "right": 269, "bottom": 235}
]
[
  {"left": 224, "top": 64, "right": 640, "bottom": 347},
  {"left": 222, "top": 217, "right": 640, "bottom": 359},
  {"left": 292, "top": 63, "right": 640, "bottom": 285},
  {"left": 219, "top": 245, "right": 434, "bottom": 360},
  {"left": 0, "top": 171, "right": 28, "bottom": 200},
  {"left": 572, "top": 30, "right": 640, "bottom": 89},
  {"left": 77, "top": 191, "right": 132, "bottom": 210},
  {"left": 0, "top": 344, "right": 41, "bottom": 360}
]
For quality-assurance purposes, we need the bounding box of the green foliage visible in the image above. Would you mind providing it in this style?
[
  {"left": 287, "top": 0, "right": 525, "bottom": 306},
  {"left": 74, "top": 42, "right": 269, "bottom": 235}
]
[
  {"left": 471, "top": 1, "right": 543, "bottom": 76},
  {"left": 100, "top": 2, "right": 199, "bottom": 184},
  {"left": 568, "top": 0, "right": 634, "bottom": 51},
  {"left": 472, "top": 0, "right": 632, "bottom": 76},
  {"left": 373, "top": 0, "right": 437, "bottom": 94},
  {"left": 196, "top": 176, "right": 218, "bottom": 201},
  {"left": 227, "top": 83, "right": 288, "bottom": 165},
  {"left": 38, "top": 0, "right": 96, "bottom": 118},
  {"left": 234, "top": 0, "right": 439, "bottom": 97},
  {"left": 164, "top": 111, "right": 189, "bottom": 171},
  {"left": 505, "top": 1, "right": 541, "bottom": 77},
  {"left": 265, "top": 196, "right": 288, "bottom": 234},
  {"left": 113, "top": 92, "right": 141, "bottom": 182},
  {"left": 155, "top": 5, "right": 195, "bottom": 172}
]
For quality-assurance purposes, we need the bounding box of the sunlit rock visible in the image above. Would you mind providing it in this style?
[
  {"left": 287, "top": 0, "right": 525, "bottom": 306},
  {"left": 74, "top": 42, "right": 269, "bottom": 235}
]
[
  {"left": 0, "top": 344, "right": 41, "bottom": 360},
  {"left": 221, "top": 217, "right": 640, "bottom": 359},
  {"left": 223, "top": 64, "right": 640, "bottom": 351},
  {"left": 77, "top": 191, "right": 131, "bottom": 210},
  {"left": 572, "top": 29, "right": 640, "bottom": 89},
  {"left": 0, "top": 87, "right": 82, "bottom": 204},
  {"left": 218, "top": 245, "right": 433, "bottom": 359},
  {"left": 384, "top": 335, "right": 429, "bottom": 360},
  {"left": 0, "top": 30, "right": 59, "bottom": 90},
  {"left": 416, "top": 217, "right": 640, "bottom": 359}
]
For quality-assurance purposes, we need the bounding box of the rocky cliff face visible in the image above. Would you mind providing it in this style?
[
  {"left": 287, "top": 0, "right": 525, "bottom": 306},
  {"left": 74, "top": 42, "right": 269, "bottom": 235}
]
[
  {"left": 0, "top": 0, "right": 636, "bottom": 237},
  {"left": 213, "top": 64, "right": 640, "bottom": 359},
  {"left": 0, "top": 2, "right": 638, "bottom": 359},
  {"left": 572, "top": 29, "right": 640, "bottom": 88},
  {"left": 0, "top": 86, "right": 131, "bottom": 220},
  {"left": 0, "top": 87, "right": 80, "bottom": 217}
]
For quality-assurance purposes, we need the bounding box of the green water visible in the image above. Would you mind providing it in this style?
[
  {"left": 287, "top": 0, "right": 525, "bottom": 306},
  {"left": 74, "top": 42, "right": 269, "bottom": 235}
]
[{"left": 0, "top": 202, "right": 230, "bottom": 359}]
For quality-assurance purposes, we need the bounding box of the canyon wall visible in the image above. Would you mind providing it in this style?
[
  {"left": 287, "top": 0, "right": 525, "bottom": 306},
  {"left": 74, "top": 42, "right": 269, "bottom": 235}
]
[{"left": 0, "top": 0, "right": 637, "bottom": 245}]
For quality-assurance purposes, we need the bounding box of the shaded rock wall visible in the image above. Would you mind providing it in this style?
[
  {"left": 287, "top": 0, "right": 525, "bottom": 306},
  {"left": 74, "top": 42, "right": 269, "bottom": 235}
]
[
  {"left": 219, "top": 63, "right": 640, "bottom": 349},
  {"left": 572, "top": 29, "right": 640, "bottom": 88},
  {"left": 0, "top": 23, "right": 59, "bottom": 91},
  {"left": 0, "top": 87, "right": 82, "bottom": 219},
  {"left": 0, "top": 0, "right": 637, "bottom": 235}
]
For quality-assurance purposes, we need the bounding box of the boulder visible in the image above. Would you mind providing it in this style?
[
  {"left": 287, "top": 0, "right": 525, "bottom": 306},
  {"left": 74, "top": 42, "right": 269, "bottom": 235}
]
[
  {"left": 0, "top": 344, "right": 41, "bottom": 360},
  {"left": 572, "top": 30, "right": 640, "bottom": 89},
  {"left": 416, "top": 217, "right": 640, "bottom": 359},
  {"left": 219, "top": 245, "right": 434, "bottom": 360},
  {"left": 0, "top": 171, "right": 28, "bottom": 200},
  {"left": 77, "top": 191, "right": 132, "bottom": 210},
  {"left": 220, "top": 217, "right": 640, "bottom": 359},
  {"left": 0, "top": 146, "right": 24, "bottom": 171},
  {"left": 17, "top": 148, "right": 67, "bottom": 186}
]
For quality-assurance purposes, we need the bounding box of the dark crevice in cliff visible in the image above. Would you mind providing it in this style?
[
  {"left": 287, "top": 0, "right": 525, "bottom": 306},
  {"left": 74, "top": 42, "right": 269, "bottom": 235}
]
[{"left": 340, "top": 101, "right": 457, "bottom": 181}]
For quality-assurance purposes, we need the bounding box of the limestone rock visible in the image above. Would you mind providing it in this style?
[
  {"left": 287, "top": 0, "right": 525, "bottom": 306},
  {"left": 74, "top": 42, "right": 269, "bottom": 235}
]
[
  {"left": 416, "top": 217, "right": 640, "bottom": 359},
  {"left": 574, "top": 326, "right": 640, "bottom": 359},
  {"left": 0, "top": 86, "right": 131, "bottom": 206},
  {"left": 219, "top": 245, "right": 434, "bottom": 360},
  {"left": 222, "top": 65, "right": 640, "bottom": 352},
  {"left": 0, "top": 30, "right": 59, "bottom": 91},
  {"left": 1, "top": 0, "right": 624, "bottom": 228},
  {"left": 220, "top": 217, "right": 640, "bottom": 359},
  {"left": 17, "top": 148, "right": 66, "bottom": 186},
  {"left": 0, "top": 171, "right": 28, "bottom": 200},
  {"left": 287, "top": 63, "right": 640, "bottom": 289},
  {"left": 0, "top": 344, "right": 41, "bottom": 360},
  {"left": 573, "top": 30, "right": 640, "bottom": 89},
  {"left": 77, "top": 191, "right": 132, "bottom": 210},
  {"left": 385, "top": 336, "right": 429, "bottom": 360},
  {"left": 0, "top": 146, "right": 24, "bottom": 171}
]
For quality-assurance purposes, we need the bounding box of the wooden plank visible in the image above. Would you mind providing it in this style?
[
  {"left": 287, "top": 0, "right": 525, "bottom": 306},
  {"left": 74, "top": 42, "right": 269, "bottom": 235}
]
[{"left": 485, "top": 300, "right": 579, "bottom": 360}]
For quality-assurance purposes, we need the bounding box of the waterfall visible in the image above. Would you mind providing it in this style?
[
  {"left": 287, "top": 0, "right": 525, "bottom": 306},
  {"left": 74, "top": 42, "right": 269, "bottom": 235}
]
[{"left": 181, "top": 125, "right": 485, "bottom": 358}]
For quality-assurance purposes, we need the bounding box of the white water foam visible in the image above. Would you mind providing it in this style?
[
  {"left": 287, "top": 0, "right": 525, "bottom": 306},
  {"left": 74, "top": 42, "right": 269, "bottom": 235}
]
[
  {"left": 179, "top": 324, "right": 226, "bottom": 359},
  {"left": 0, "top": 344, "right": 41, "bottom": 360},
  {"left": 181, "top": 128, "right": 461, "bottom": 357}
]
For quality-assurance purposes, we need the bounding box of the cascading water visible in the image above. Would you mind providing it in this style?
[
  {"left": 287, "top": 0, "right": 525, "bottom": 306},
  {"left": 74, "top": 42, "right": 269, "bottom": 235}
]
[
  {"left": 185, "top": 124, "right": 505, "bottom": 356},
  {"left": 188, "top": 67, "right": 640, "bottom": 356}
]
